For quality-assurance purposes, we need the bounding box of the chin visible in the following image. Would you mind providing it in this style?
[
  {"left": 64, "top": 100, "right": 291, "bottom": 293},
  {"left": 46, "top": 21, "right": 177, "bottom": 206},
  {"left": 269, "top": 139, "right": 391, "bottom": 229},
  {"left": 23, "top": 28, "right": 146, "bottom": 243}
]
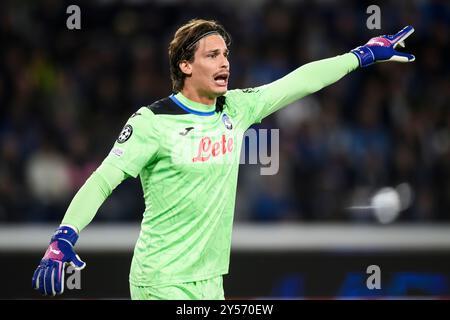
[{"left": 215, "top": 87, "right": 228, "bottom": 96}]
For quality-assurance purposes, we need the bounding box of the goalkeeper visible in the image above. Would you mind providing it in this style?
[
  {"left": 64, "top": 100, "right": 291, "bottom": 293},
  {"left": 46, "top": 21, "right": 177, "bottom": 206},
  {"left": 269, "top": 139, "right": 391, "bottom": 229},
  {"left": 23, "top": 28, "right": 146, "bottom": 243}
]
[{"left": 32, "top": 19, "right": 415, "bottom": 299}]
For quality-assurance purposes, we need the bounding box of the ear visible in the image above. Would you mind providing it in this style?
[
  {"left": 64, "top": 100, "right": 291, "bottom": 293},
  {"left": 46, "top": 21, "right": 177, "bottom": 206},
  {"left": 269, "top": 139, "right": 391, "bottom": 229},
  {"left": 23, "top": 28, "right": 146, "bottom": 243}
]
[{"left": 179, "top": 60, "right": 192, "bottom": 76}]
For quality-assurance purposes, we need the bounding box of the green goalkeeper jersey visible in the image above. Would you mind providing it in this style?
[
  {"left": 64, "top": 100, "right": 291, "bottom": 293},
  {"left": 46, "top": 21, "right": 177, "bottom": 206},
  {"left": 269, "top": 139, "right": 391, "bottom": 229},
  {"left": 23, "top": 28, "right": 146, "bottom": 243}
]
[
  {"left": 105, "top": 91, "right": 256, "bottom": 285},
  {"left": 61, "top": 53, "right": 358, "bottom": 286}
]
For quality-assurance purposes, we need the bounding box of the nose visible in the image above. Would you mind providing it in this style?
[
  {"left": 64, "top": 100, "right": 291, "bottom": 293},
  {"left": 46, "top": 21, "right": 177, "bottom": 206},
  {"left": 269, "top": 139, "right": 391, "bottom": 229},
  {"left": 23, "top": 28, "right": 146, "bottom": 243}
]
[{"left": 220, "top": 54, "right": 229, "bottom": 69}]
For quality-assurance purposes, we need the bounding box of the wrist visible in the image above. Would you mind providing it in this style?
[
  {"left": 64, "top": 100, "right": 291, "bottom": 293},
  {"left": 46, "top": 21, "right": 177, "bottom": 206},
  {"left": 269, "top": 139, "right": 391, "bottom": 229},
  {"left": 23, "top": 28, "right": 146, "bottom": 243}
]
[
  {"left": 350, "top": 46, "right": 375, "bottom": 68},
  {"left": 51, "top": 225, "right": 79, "bottom": 246}
]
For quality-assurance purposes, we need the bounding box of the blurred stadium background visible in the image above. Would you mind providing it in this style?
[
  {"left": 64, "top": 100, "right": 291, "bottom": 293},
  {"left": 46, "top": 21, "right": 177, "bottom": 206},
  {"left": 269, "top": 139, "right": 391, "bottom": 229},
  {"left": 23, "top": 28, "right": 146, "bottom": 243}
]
[{"left": 0, "top": 0, "right": 449, "bottom": 299}]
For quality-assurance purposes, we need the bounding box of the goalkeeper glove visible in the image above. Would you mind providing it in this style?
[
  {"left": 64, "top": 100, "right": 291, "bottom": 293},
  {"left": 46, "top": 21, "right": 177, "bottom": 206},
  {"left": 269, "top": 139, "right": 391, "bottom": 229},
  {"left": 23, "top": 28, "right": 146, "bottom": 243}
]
[
  {"left": 32, "top": 225, "right": 86, "bottom": 296},
  {"left": 351, "top": 25, "right": 416, "bottom": 67}
]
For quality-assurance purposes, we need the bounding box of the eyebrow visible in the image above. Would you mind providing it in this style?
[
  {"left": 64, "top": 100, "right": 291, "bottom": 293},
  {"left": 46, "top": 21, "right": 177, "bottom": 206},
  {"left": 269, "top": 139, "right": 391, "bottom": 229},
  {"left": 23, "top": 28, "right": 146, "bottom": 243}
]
[{"left": 205, "top": 48, "right": 230, "bottom": 54}]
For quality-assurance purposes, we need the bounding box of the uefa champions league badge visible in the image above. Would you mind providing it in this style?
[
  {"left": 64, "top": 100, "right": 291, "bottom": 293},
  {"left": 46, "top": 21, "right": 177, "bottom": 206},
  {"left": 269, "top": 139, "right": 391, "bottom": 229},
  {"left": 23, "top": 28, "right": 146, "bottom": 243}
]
[
  {"left": 117, "top": 124, "right": 133, "bottom": 143},
  {"left": 222, "top": 114, "right": 233, "bottom": 130}
]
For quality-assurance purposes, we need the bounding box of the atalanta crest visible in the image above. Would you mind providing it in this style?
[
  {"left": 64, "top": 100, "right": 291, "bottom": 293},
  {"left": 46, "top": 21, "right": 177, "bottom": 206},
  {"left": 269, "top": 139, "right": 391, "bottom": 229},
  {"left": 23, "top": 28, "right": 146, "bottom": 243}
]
[{"left": 222, "top": 114, "right": 233, "bottom": 130}]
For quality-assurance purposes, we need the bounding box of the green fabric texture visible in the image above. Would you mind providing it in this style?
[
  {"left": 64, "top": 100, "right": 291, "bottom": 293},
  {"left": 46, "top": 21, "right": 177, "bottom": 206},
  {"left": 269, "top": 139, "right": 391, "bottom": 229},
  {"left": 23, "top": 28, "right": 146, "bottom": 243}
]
[{"left": 130, "top": 276, "right": 224, "bottom": 300}]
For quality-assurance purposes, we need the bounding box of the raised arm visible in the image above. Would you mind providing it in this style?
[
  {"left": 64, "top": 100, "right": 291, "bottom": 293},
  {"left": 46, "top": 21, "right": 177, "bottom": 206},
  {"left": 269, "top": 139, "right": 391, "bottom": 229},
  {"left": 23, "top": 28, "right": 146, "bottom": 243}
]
[
  {"left": 254, "top": 53, "right": 358, "bottom": 122},
  {"left": 231, "top": 26, "right": 415, "bottom": 125}
]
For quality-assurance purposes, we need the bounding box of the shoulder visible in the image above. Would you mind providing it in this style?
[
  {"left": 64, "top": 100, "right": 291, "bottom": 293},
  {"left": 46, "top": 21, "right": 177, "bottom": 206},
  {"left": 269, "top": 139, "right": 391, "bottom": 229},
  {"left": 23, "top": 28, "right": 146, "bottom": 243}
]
[
  {"left": 225, "top": 87, "right": 264, "bottom": 104},
  {"left": 122, "top": 105, "right": 159, "bottom": 139},
  {"left": 145, "top": 96, "right": 189, "bottom": 115},
  {"left": 125, "top": 95, "right": 191, "bottom": 135},
  {"left": 128, "top": 95, "right": 189, "bottom": 125}
]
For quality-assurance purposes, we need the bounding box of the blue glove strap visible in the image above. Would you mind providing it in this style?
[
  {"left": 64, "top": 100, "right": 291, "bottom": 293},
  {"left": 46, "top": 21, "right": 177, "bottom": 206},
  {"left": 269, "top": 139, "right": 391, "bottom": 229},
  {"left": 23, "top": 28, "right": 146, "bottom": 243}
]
[
  {"left": 351, "top": 46, "right": 375, "bottom": 68},
  {"left": 50, "top": 226, "right": 79, "bottom": 246}
]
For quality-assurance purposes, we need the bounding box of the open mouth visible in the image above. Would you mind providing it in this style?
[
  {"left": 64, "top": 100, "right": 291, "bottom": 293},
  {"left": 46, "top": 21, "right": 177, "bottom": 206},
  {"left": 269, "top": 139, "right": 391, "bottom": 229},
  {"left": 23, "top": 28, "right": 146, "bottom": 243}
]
[{"left": 213, "top": 72, "right": 229, "bottom": 86}]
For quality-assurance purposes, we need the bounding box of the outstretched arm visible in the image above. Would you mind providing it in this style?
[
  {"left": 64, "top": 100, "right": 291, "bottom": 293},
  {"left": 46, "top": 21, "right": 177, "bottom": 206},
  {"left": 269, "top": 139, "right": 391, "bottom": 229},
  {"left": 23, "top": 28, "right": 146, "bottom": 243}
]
[
  {"left": 254, "top": 52, "right": 359, "bottom": 122},
  {"left": 231, "top": 26, "right": 415, "bottom": 125}
]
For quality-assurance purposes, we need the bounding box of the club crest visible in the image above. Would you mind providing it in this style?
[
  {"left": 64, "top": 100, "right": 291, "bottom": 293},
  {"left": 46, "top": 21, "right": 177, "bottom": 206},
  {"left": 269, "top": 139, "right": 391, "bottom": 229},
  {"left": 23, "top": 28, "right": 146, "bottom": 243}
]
[{"left": 222, "top": 114, "right": 233, "bottom": 130}]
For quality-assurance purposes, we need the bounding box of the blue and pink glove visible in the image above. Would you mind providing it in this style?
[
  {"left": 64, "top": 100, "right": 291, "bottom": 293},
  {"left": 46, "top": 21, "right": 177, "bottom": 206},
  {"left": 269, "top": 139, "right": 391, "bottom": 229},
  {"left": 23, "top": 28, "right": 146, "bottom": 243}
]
[
  {"left": 351, "top": 25, "right": 416, "bottom": 67},
  {"left": 32, "top": 225, "right": 86, "bottom": 296}
]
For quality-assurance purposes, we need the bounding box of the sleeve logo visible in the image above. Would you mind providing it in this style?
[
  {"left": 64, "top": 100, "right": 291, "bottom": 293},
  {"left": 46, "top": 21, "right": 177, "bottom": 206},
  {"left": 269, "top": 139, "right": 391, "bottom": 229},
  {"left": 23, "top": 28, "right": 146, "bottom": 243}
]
[
  {"left": 117, "top": 124, "right": 133, "bottom": 143},
  {"left": 110, "top": 147, "right": 124, "bottom": 157}
]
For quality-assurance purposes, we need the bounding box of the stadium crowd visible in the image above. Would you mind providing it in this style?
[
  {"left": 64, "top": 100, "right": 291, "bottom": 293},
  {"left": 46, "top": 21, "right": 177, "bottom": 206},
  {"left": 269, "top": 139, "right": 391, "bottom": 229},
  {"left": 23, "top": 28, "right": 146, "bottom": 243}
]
[{"left": 0, "top": 0, "right": 449, "bottom": 223}]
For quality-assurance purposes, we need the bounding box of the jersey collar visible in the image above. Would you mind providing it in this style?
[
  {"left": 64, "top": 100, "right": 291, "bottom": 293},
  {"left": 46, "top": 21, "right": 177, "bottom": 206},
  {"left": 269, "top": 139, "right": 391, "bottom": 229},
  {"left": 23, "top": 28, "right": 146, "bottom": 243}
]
[{"left": 170, "top": 93, "right": 216, "bottom": 116}]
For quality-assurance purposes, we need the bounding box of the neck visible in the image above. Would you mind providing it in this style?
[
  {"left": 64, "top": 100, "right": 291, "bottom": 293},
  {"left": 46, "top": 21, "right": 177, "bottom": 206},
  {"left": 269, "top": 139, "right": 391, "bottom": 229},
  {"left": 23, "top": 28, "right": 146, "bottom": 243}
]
[{"left": 180, "top": 87, "right": 216, "bottom": 106}]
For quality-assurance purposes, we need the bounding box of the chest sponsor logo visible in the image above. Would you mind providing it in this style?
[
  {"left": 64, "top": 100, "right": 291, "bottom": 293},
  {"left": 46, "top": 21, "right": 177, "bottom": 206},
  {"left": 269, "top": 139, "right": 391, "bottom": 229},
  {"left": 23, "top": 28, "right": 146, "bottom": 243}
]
[{"left": 192, "top": 134, "right": 234, "bottom": 163}]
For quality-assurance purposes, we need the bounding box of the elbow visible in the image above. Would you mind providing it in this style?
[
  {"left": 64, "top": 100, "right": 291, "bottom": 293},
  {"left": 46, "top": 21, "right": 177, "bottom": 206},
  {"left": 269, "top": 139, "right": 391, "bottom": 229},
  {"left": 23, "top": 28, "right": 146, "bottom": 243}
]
[{"left": 304, "top": 80, "right": 326, "bottom": 95}]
